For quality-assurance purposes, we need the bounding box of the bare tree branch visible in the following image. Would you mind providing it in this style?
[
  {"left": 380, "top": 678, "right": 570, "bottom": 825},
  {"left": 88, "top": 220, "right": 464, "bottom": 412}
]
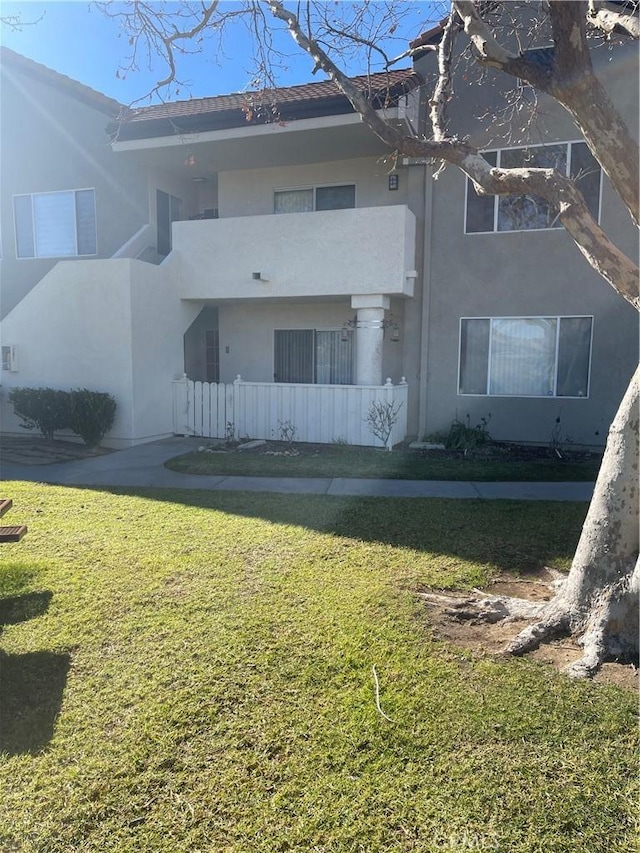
[
  {"left": 588, "top": 0, "right": 640, "bottom": 38},
  {"left": 429, "top": 9, "right": 458, "bottom": 141},
  {"left": 265, "top": 0, "right": 639, "bottom": 310}
]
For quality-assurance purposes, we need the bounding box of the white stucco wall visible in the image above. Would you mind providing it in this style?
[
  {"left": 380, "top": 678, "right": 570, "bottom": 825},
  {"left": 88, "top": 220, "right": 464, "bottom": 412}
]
[
  {"left": 130, "top": 256, "right": 200, "bottom": 441},
  {"left": 173, "top": 205, "right": 416, "bottom": 301},
  {"left": 0, "top": 257, "right": 193, "bottom": 446}
]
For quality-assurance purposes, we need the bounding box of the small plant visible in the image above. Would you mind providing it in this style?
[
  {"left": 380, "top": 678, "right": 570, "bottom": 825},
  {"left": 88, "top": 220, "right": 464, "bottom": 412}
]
[
  {"left": 69, "top": 389, "right": 116, "bottom": 447},
  {"left": 366, "top": 399, "right": 403, "bottom": 451},
  {"left": 8, "top": 387, "right": 71, "bottom": 440},
  {"left": 549, "top": 415, "right": 573, "bottom": 459},
  {"left": 331, "top": 436, "right": 350, "bottom": 446},
  {"left": 225, "top": 421, "right": 237, "bottom": 445},
  {"left": 277, "top": 420, "right": 297, "bottom": 446},
  {"left": 445, "top": 414, "right": 492, "bottom": 452}
]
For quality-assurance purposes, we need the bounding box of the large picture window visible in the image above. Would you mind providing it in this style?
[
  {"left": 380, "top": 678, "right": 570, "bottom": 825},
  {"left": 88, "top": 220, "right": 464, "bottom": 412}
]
[
  {"left": 459, "top": 316, "right": 593, "bottom": 398},
  {"left": 274, "top": 329, "right": 354, "bottom": 384},
  {"left": 14, "top": 189, "right": 97, "bottom": 258},
  {"left": 274, "top": 184, "right": 356, "bottom": 214},
  {"left": 465, "top": 142, "right": 601, "bottom": 233}
]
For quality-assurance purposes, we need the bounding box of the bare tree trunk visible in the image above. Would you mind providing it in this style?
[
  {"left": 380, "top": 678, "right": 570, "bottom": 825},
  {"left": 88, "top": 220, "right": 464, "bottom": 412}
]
[{"left": 506, "top": 366, "right": 639, "bottom": 676}]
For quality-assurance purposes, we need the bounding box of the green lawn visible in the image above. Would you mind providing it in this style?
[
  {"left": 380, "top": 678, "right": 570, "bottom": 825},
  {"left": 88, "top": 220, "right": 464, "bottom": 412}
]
[
  {"left": 166, "top": 444, "right": 601, "bottom": 481},
  {"left": 0, "top": 483, "right": 636, "bottom": 853}
]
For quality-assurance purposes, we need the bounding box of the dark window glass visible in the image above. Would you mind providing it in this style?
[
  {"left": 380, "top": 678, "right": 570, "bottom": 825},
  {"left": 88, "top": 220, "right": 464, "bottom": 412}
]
[
  {"left": 459, "top": 319, "right": 490, "bottom": 394},
  {"left": 315, "top": 185, "right": 356, "bottom": 211},
  {"left": 465, "top": 151, "right": 497, "bottom": 233},
  {"left": 75, "top": 189, "right": 97, "bottom": 255},
  {"left": 498, "top": 145, "right": 566, "bottom": 231},
  {"left": 157, "top": 190, "right": 171, "bottom": 256},
  {"left": 570, "top": 143, "right": 601, "bottom": 222},
  {"left": 556, "top": 317, "right": 592, "bottom": 397},
  {"left": 205, "top": 330, "right": 220, "bottom": 383}
]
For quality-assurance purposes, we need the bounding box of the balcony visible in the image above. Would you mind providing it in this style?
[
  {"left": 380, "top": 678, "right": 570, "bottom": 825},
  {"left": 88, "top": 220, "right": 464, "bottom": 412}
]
[{"left": 171, "top": 205, "right": 416, "bottom": 302}]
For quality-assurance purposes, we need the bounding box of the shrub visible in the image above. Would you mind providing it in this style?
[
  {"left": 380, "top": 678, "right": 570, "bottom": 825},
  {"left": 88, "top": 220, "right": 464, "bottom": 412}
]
[
  {"left": 69, "top": 389, "right": 117, "bottom": 447},
  {"left": 445, "top": 414, "right": 492, "bottom": 451},
  {"left": 8, "top": 388, "right": 71, "bottom": 440},
  {"left": 366, "top": 399, "right": 403, "bottom": 451}
]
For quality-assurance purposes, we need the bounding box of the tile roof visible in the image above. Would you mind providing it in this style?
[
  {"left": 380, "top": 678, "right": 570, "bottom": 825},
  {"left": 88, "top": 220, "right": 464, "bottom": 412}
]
[
  {"left": 0, "top": 46, "right": 122, "bottom": 116},
  {"left": 122, "top": 68, "right": 419, "bottom": 124}
]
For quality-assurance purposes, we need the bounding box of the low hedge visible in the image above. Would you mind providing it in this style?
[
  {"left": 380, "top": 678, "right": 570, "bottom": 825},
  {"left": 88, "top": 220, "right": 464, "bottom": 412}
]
[{"left": 9, "top": 387, "right": 116, "bottom": 446}]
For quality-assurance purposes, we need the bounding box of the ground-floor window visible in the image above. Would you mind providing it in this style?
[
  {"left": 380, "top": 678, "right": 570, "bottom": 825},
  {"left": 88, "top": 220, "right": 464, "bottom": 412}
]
[
  {"left": 205, "top": 330, "right": 220, "bottom": 382},
  {"left": 458, "top": 316, "right": 593, "bottom": 397},
  {"left": 274, "top": 329, "right": 354, "bottom": 384}
]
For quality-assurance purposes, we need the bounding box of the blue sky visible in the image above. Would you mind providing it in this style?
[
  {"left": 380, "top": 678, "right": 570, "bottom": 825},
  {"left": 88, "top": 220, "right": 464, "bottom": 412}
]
[{"left": 1, "top": 1, "right": 437, "bottom": 104}]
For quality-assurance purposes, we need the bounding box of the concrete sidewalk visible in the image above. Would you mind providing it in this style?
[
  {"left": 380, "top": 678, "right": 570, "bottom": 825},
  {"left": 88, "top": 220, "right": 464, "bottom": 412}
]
[{"left": 0, "top": 435, "right": 594, "bottom": 501}]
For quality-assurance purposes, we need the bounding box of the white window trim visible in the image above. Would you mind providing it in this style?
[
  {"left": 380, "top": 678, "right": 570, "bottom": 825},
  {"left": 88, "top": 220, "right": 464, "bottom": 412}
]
[
  {"left": 13, "top": 187, "right": 98, "bottom": 259},
  {"left": 463, "top": 140, "right": 603, "bottom": 235},
  {"left": 457, "top": 314, "right": 594, "bottom": 399},
  {"left": 273, "top": 182, "right": 357, "bottom": 213}
]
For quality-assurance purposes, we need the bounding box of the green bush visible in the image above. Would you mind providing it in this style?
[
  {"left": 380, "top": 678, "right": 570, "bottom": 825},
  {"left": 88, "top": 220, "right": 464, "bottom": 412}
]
[
  {"left": 69, "top": 389, "right": 117, "bottom": 447},
  {"left": 8, "top": 387, "right": 117, "bottom": 446},
  {"left": 445, "top": 414, "right": 492, "bottom": 451},
  {"left": 8, "top": 388, "right": 71, "bottom": 440}
]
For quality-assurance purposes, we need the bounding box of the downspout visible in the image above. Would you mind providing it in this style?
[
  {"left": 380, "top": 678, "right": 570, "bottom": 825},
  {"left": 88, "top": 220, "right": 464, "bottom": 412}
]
[{"left": 418, "top": 161, "right": 435, "bottom": 440}]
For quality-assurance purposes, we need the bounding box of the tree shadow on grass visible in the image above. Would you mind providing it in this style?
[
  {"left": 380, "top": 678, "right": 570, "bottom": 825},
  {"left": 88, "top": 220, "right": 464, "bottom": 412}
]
[
  {"left": 0, "top": 648, "right": 71, "bottom": 755},
  {"left": 0, "top": 581, "right": 70, "bottom": 756},
  {"left": 78, "top": 486, "right": 587, "bottom": 574}
]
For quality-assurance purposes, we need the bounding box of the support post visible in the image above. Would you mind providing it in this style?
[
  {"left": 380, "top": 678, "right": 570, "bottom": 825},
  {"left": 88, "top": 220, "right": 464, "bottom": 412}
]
[{"left": 351, "top": 295, "right": 390, "bottom": 386}]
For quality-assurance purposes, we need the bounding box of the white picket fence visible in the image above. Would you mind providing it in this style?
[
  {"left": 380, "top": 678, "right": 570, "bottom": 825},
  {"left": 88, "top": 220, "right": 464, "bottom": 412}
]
[{"left": 172, "top": 375, "right": 408, "bottom": 448}]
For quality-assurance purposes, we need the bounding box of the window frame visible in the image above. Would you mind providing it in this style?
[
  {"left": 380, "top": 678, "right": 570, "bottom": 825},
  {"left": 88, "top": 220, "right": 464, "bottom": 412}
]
[
  {"left": 463, "top": 141, "right": 603, "bottom": 235},
  {"left": 273, "top": 182, "right": 357, "bottom": 214},
  {"left": 457, "top": 314, "right": 594, "bottom": 399},
  {"left": 273, "top": 327, "right": 355, "bottom": 385},
  {"left": 13, "top": 188, "right": 98, "bottom": 260}
]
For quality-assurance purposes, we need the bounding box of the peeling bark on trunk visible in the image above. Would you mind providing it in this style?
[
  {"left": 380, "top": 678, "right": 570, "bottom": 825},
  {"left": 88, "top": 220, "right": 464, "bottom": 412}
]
[
  {"left": 421, "top": 368, "right": 639, "bottom": 678},
  {"left": 506, "top": 366, "right": 640, "bottom": 676}
]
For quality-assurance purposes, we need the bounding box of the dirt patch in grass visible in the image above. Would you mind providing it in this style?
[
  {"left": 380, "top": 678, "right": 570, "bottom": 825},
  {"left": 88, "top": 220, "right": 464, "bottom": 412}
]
[
  {"left": 0, "top": 435, "right": 112, "bottom": 466},
  {"left": 421, "top": 567, "right": 639, "bottom": 692}
]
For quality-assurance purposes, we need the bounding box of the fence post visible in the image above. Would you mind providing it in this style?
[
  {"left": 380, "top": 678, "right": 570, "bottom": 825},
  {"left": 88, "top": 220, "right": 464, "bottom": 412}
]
[
  {"left": 232, "top": 375, "right": 243, "bottom": 440},
  {"left": 172, "top": 374, "right": 192, "bottom": 436}
]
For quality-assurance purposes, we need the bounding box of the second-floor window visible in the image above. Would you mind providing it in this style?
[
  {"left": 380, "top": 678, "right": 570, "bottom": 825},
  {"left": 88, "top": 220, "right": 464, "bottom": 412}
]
[
  {"left": 465, "top": 142, "right": 601, "bottom": 233},
  {"left": 13, "top": 189, "right": 97, "bottom": 258},
  {"left": 274, "top": 184, "right": 356, "bottom": 214}
]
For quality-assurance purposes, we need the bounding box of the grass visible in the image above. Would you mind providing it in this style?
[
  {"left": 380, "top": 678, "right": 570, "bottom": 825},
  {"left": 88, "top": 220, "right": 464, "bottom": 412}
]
[
  {"left": 0, "top": 482, "right": 637, "bottom": 852},
  {"left": 165, "top": 443, "right": 601, "bottom": 481}
]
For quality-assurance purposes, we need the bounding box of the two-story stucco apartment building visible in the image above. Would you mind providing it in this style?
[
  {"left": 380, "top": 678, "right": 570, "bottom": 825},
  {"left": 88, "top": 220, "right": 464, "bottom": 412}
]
[{"left": 0, "top": 36, "right": 637, "bottom": 449}]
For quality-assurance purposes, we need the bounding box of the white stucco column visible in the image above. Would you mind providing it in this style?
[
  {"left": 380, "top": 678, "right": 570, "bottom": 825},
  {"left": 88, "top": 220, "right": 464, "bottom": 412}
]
[{"left": 351, "top": 295, "right": 390, "bottom": 386}]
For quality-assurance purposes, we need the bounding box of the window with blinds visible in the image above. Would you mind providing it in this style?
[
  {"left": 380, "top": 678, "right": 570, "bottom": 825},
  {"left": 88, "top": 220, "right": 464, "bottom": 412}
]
[
  {"left": 274, "top": 329, "right": 354, "bottom": 384},
  {"left": 274, "top": 184, "right": 356, "bottom": 214},
  {"left": 459, "top": 316, "right": 593, "bottom": 398},
  {"left": 13, "top": 189, "right": 97, "bottom": 258}
]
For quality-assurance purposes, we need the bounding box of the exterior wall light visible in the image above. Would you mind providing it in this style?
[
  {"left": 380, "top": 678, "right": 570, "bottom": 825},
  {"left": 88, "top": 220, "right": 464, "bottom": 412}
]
[
  {"left": 341, "top": 316, "right": 400, "bottom": 342},
  {"left": 388, "top": 174, "right": 399, "bottom": 191}
]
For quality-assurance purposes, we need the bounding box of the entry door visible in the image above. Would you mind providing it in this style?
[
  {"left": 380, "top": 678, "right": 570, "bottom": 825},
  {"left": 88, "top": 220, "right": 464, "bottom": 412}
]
[{"left": 157, "top": 190, "right": 182, "bottom": 256}]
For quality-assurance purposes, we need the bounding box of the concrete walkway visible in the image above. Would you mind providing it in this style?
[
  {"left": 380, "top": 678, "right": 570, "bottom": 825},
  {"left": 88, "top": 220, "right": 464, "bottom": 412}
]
[{"left": 0, "top": 436, "right": 594, "bottom": 501}]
